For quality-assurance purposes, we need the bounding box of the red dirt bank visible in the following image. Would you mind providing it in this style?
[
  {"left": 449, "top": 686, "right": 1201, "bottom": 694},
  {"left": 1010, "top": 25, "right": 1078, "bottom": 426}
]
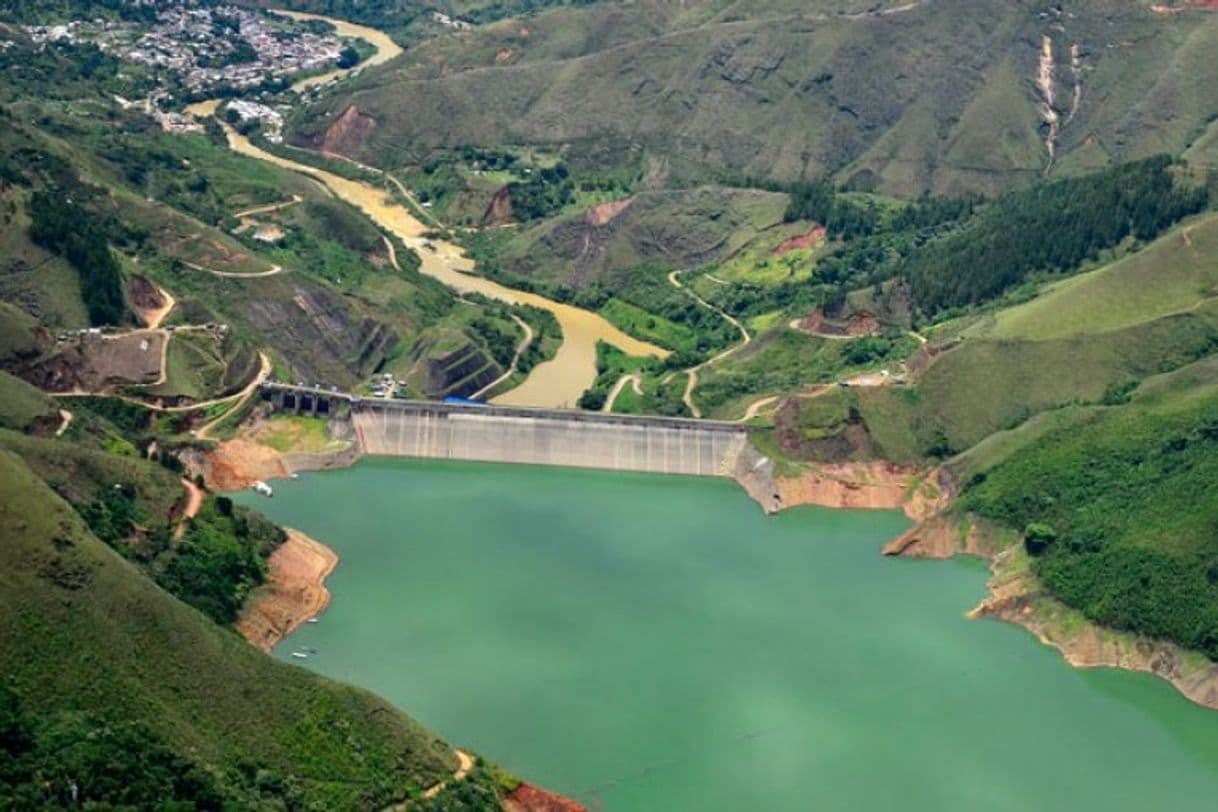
[{"left": 503, "top": 783, "right": 588, "bottom": 812}]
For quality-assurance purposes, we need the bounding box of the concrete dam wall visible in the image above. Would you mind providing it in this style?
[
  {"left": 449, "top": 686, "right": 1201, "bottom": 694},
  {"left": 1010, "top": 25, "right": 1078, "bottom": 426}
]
[{"left": 350, "top": 402, "right": 749, "bottom": 477}]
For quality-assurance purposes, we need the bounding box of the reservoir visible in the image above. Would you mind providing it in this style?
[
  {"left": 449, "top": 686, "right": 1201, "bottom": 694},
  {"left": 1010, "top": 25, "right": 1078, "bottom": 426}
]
[{"left": 238, "top": 459, "right": 1218, "bottom": 810}]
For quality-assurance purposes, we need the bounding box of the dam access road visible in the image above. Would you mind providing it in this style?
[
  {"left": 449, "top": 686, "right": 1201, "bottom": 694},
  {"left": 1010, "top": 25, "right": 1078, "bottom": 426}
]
[{"left": 264, "top": 382, "right": 754, "bottom": 478}]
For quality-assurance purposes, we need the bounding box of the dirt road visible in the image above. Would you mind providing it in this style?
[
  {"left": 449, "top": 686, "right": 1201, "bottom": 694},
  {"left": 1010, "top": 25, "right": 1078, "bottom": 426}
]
[
  {"left": 195, "top": 352, "right": 273, "bottom": 440},
  {"left": 423, "top": 749, "right": 475, "bottom": 800},
  {"left": 667, "top": 270, "right": 752, "bottom": 418},
  {"left": 138, "top": 284, "right": 176, "bottom": 329},
  {"left": 174, "top": 476, "right": 204, "bottom": 540},
  {"left": 738, "top": 395, "right": 779, "bottom": 422},
  {"left": 183, "top": 259, "right": 286, "bottom": 278},
  {"left": 472, "top": 315, "right": 534, "bottom": 400},
  {"left": 234, "top": 195, "right": 302, "bottom": 219},
  {"left": 603, "top": 372, "right": 642, "bottom": 412},
  {"left": 55, "top": 409, "right": 72, "bottom": 437}
]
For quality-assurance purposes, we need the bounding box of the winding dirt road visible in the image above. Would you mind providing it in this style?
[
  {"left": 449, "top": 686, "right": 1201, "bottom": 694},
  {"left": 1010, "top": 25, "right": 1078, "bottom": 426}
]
[
  {"left": 666, "top": 270, "right": 752, "bottom": 418},
  {"left": 738, "top": 395, "right": 779, "bottom": 423},
  {"left": 195, "top": 352, "right": 273, "bottom": 440},
  {"left": 423, "top": 749, "right": 475, "bottom": 800},
  {"left": 472, "top": 315, "right": 534, "bottom": 400},
  {"left": 603, "top": 372, "right": 642, "bottom": 412}
]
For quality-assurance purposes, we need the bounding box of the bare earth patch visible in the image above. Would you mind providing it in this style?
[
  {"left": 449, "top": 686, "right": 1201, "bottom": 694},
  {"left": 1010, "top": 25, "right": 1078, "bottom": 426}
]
[
  {"left": 503, "top": 783, "right": 589, "bottom": 812},
  {"left": 200, "top": 437, "right": 290, "bottom": 491},
  {"left": 237, "top": 528, "right": 338, "bottom": 653},
  {"left": 774, "top": 461, "right": 924, "bottom": 515},
  {"left": 771, "top": 224, "right": 826, "bottom": 256}
]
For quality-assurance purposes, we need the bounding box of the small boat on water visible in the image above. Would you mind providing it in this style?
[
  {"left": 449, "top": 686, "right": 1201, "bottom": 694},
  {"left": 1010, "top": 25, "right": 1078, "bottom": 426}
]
[
  {"left": 306, "top": 617, "right": 319, "bottom": 624},
  {"left": 290, "top": 651, "right": 309, "bottom": 659},
  {"left": 251, "top": 480, "right": 274, "bottom": 497}
]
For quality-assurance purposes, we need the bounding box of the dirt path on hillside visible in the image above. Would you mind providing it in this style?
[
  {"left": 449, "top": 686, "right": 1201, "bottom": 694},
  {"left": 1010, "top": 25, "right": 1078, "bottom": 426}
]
[
  {"left": 381, "top": 234, "right": 402, "bottom": 271},
  {"left": 137, "top": 284, "right": 176, "bottom": 329},
  {"left": 234, "top": 194, "right": 302, "bottom": 219},
  {"left": 738, "top": 395, "right": 779, "bottom": 422},
  {"left": 667, "top": 269, "right": 751, "bottom": 418},
  {"left": 603, "top": 372, "right": 642, "bottom": 412},
  {"left": 55, "top": 408, "right": 72, "bottom": 437},
  {"left": 682, "top": 369, "right": 701, "bottom": 418},
  {"left": 472, "top": 315, "right": 534, "bottom": 400},
  {"left": 174, "top": 476, "right": 204, "bottom": 540},
  {"left": 788, "top": 317, "right": 854, "bottom": 340},
  {"left": 237, "top": 528, "right": 339, "bottom": 653},
  {"left": 422, "top": 749, "right": 475, "bottom": 800},
  {"left": 195, "top": 352, "right": 272, "bottom": 440},
  {"left": 53, "top": 350, "right": 270, "bottom": 419},
  {"left": 183, "top": 259, "right": 286, "bottom": 278}
]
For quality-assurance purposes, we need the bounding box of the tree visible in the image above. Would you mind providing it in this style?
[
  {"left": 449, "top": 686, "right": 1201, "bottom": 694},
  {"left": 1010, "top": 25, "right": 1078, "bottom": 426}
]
[
  {"left": 1024, "top": 523, "right": 1057, "bottom": 556},
  {"left": 337, "top": 45, "right": 360, "bottom": 69}
]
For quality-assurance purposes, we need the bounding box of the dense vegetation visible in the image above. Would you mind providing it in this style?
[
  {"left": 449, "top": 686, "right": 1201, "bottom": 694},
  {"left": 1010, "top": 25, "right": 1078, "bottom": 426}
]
[
  {"left": 904, "top": 157, "right": 1208, "bottom": 314},
  {"left": 0, "top": 684, "right": 226, "bottom": 809},
  {"left": 505, "top": 163, "right": 575, "bottom": 221},
  {"left": 155, "top": 496, "right": 286, "bottom": 625},
  {"left": 0, "top": 447, "right": 473, "bottom": 809},
  {"left": 27, "top": 187, "right": 127, "bottom": 325},
  {"left": 782, "top": 179, "right": 878, "bottom": 240},
  {"left": 962, "top": 393, "right": 1218, "bottom": 658}
]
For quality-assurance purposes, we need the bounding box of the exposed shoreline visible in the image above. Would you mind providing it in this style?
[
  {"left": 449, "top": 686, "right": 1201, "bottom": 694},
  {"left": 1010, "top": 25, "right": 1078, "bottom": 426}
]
[
  {"left": 237, "top": 528, "right": 339, "bottom": 653},
  {"left": 886, "top": 513, "right": 1218, "bottom": 712},
  {"left": 203, "top": 423, "right": 1218, "bottom": 712}
]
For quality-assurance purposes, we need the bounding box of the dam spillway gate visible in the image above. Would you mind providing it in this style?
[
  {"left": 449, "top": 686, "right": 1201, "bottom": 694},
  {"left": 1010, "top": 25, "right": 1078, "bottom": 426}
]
[{"left": 264, "top": 384, "right": 752, "bottom": 478}]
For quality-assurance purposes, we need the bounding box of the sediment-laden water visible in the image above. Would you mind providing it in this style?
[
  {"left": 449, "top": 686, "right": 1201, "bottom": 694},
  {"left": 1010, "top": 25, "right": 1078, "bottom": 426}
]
[{"left": 237, "top": 459, "right": 1218, "bottom": 810}]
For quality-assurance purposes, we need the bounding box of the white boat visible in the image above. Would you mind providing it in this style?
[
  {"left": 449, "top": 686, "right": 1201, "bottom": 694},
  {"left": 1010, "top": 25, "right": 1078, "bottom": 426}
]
[
  {"left": 290, "top": 651, "right": 308, "bottom": 659},
  {"left": 252, "top": 480, "right": 274, "bottom": 497}
]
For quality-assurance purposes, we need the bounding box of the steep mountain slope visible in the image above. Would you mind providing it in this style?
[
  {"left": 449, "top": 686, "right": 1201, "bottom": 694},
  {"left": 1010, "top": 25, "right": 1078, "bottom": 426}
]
[
  {"left": 0, "top": 445, "right": 464, "bottom": 808},
  {"left": 293, "top": 0, "right": 1218, "bottom": 197}
]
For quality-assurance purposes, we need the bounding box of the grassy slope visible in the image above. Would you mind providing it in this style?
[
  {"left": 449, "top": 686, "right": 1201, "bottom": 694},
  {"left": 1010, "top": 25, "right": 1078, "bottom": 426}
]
[
  {"left": 0, "top": 446, "right": 457, "bottom": 808},
  {"left": 972, "top": 211, "right": 1218, "bottom": 341},
  {"left": 917, "top": 301, "right": 1218, "bottom": 451},
  {"left": 491, "top": 187, "right": 786, "bottom": 289},
  {"left": 297, "top": 0, "right": 1218, "bottom": 197},
  {"left": 0, "top": 369, "right": 58, "bottom": 432}
]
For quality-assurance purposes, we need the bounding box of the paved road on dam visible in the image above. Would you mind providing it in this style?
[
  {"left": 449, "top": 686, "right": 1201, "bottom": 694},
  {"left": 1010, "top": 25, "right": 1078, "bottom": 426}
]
[{"left": 266, "top": 383, "right": 751, "bottom": 477}]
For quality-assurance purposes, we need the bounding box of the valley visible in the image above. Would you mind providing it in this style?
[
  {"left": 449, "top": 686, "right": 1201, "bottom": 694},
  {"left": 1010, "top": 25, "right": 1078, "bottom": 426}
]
[{"left": 2, "top": 1, "right": 1218, "bottom": 809}]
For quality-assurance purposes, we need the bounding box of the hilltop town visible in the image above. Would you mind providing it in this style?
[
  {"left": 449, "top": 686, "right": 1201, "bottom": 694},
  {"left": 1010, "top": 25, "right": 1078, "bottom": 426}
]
[{"left": 24, "top": 5, "right": 347, "bottom": 94}]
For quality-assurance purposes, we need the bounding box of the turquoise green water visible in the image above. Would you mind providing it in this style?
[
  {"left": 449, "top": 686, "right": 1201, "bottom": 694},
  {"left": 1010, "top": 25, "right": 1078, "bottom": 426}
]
[{"left": 236, "top": 458, "right": 1218, "bottom": 810}]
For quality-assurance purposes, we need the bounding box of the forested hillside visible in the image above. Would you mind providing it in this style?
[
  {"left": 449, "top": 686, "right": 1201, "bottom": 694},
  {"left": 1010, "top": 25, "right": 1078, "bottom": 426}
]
[{"left": 904, "top": 157, "right": 1209, "bottom": 313}]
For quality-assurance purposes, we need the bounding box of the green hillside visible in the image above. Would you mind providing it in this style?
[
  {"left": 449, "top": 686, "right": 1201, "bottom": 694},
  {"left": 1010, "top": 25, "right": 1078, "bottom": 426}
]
[
  {"left": 0, "top": 446, "right": 469, "bottom": 808},
  {"left": 958, "top": 363, "right": 1218, "bottom": 658},
  {"left": 293, "top": 0, "right": 1218, "bottom": 197}
]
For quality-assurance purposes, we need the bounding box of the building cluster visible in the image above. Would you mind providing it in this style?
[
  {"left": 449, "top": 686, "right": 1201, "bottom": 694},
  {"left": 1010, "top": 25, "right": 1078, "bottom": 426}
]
[
  {"left": 223, "top": 98, "right": 286, "bottom": 142},
  {"left": 432, "top": 12, "right": 473, "bottom": 30},
  {"left": 25, "top": 5, "right": 343, "bottom": 92}
]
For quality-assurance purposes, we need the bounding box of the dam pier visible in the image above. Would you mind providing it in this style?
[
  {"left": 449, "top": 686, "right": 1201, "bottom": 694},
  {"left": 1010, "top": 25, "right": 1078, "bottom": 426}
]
[{"left": 263, "top": 383, "right": 756, "bottom": 478}]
